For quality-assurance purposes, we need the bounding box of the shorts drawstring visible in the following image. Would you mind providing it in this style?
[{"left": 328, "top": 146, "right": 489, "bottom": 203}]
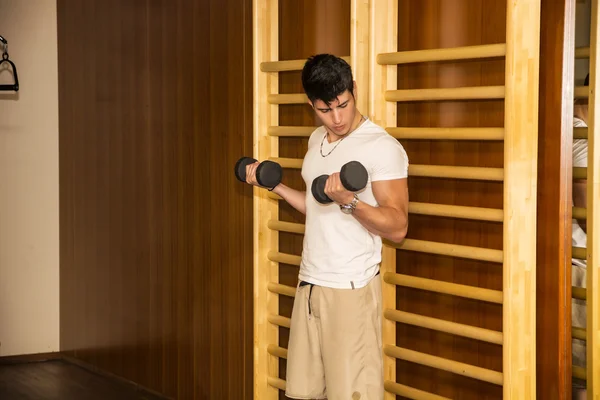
[
  {"left": 299, "top": 281, "right": 315, "bottom": 316},
  {"left": 299, "top": 271, "right": 380, "bottom": 317},
  {"left": 308, "top": 284, "right": 314, "bottom": 315}
]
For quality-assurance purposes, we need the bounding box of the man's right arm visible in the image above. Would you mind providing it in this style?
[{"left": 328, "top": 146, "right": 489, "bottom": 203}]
[
  {"left": 245, "top": 162, "right": 307, "bottom": 215},
  {"left": 573, "top": 180, "right": 587, "bottom": 232},
  {"left": 573, "top": 138, "right": 588, "bottom": 232},
  {"left": 271, "top": 184, "right": 307, "bottom": 215}
]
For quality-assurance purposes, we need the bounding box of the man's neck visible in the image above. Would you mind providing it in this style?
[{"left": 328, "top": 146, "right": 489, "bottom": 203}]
[{"left": 327, "top": 112, "right": 364, "bottom": 143}]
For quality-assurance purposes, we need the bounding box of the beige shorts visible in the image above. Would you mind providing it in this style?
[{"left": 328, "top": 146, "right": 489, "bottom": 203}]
[{"left": 285, "top": 273, "right": 383, "bottom": 400}]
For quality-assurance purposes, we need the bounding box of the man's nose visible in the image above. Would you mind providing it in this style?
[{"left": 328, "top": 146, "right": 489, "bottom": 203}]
[{"left": 332, "top": 109, "right": 342, "bottom": 124}]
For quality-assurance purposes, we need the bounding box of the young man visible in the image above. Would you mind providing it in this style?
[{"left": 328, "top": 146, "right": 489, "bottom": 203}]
[{"left": 246, "top": 54, "right": 409, "bottom": 399}]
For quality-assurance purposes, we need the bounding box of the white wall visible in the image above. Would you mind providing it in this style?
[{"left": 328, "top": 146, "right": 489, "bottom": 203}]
[{"left": 0, "top": 0, "right": 59, "bottom": 356}]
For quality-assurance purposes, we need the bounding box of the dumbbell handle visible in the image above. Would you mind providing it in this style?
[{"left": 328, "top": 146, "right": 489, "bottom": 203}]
[
  {"left": 234, "top": 157, "right": 282, "bottom": 189},
  {"left": 311, "top": 161, "right": 368, "bottom": 204}
]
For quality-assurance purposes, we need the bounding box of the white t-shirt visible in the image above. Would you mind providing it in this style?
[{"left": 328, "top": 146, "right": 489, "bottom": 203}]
[
  {"left": 572, "top": 117, "right": 587, "bottom": 268},
  {"left": 299, "top": 118, "right": 409, "bottom": 289}
]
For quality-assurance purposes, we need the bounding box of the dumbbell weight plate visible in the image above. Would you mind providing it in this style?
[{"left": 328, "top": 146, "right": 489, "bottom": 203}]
[
  {"left": 234, "top": 157, "right": 258, "bottom": 182},
  {"left": 340, "top": 161, "right": 368, "bottom": 192},
  {"left": 311, "top": 174, "right": 332, "bottom": 204},
  {"left": 256, "top": 160, "right": 283, "bottom": 189}
]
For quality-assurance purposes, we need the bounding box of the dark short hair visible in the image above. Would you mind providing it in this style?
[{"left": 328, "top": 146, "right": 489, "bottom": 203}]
[{"left": 301, "top": 54, "right": 354, "bottom": 105}]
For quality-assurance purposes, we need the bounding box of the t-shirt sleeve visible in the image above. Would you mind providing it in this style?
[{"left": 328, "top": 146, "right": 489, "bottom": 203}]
[
  {"left": 573, "top": 139, "right": 588, "bottom": 168},
  {"left": 572, "top": 118, "right": 588, "bottom": 168},
  {"left": 369, "top": 135, "right": 409, "bottom": 182},
  {"left": 307, "top": 127, "right": 323, "bottom": 148}
]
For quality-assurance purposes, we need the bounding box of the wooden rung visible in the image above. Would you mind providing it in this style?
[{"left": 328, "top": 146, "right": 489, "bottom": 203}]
[
  {"left": 384, "top": 309, "right": 503, "bottom": 344},
  {"left": 261, "top": 56, "right": 351, "bottom": 72},
  {"left": 268, "top": 126, "right": 315, "bottom": 137},
  {"left": 575, "top": 86, "right": 589, "bottom": 99},
  {"left": 269, "top": 204, "right": 502, "bottom": 223},
  {"left": 377, "top": 43, "right": 506, "bottom": 65},
  {"left": 267, "top": 376, "right": 286, "bottom": 390},
  {"left": 387, "top": 238, "right": 503, "bottom": 263},
  {"left": 384, "top": 272, "right": 503, "bottom": 304},
  {"left": 268, "top": 314, "right": 291, "bottom": 328},
  {"left": 267, "top": 191, "right": 281, "bottom": 201},
  {"left": 267, "top": 251, "right": 302, "bottom": 266},
  {"left": 572, "top": 246, "right": 587, "bottom": 260},
  {"left": 267, "top": 344, "right": 288, "bottom": 359},
  {"left": 268, "top": 158, "right": 504, "bottom": 181},
  {"left": 267, "top": 282, "right": 296, "bottom": 298},
  {"left": 384, "top": 345, "right": 503, "bottom": 385},
  {"left": 269, "top": 226, "right": 504, "bottom": 264},
  {"left": 269, "top": 126, "right": 506, "bottom": 140},
  {"left": 268, "top": 93, "right": 308, "bottom": 104},
  {"left": 574, "top": 127, "right": 588, "bottom": 139},
  {"left": 576, "top": 46, "right": 590, "bottom": 59},
  {"left": 572, "top": 366, "right": 587, "bottom": 380},
  {"left": 269, "top": 157, "right": 303, "bottom": 169},
  {"left": 268, "top": 220, "right": 305, "bottom": 234},
  {"left": 384, "top": 380, "right": 452, "bottom": 400},
  {"left": 409, "top": 202, "right": 503, "bottom": 222},
  {"left": 573, "top": 207, "right": 587, "bottom": 220},
  {"left": 573, "top": 167, "right": 587, "bottom": 180},
  {"left": 385, "top": 86, "right": 505, "bottom": 102},
  {"left": 387, "top": 127, "right": 504, "bottom": 140},
  {"left": 572, "top": 326, "right": 587, "bottom": 341},
  {"left": 573, "top": 286, "right": 587, "bottom": 300},
  {"left": 409, "top": 165, "right": 504, "bottom": 181}
]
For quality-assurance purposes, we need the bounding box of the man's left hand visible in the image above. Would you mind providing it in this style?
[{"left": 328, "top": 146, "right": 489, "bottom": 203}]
[{"left": 324, "top": 172, "right": 354, "bottom": 205}]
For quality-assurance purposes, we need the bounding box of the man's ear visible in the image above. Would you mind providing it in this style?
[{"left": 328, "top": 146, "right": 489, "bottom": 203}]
[{"left": 352, "top": 81, "right": 357, "bottom": 98}]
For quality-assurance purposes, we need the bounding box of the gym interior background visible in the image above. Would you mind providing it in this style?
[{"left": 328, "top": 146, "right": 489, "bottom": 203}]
[{"left": 0, "top": 0, "right": 594, "bottom": 399}]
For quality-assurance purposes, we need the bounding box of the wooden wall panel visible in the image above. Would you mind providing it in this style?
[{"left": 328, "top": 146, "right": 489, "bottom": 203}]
[
  {"left": 395, "top": 1, "right": 505, "bottom": 398},
  {"left": 536, "top": 1, "right": 576, "bottom": 398},
  {"left": 57, "top": 0, "right": 254, "bottom": 399}
]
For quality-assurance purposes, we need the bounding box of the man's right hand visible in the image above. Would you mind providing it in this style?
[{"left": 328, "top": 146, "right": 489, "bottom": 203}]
[{"left": 245, "top": 161, "right": 261, "bottom": 187}]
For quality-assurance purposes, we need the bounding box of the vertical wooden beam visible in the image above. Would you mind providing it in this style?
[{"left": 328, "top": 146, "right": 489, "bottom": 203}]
[
  {"left": 351, "top": 0, "right": 370, "bottom": 113},
  {"left": 253, "top": 0, "right": 279, "bottom": 398},
  {"left": 536, "top": 0, "right": 576, "bottom": 398},
  {"left": 586, "top": 0, "right": 600, "bottom": 396},
  {"left": 370, "top": 0, "right": 397, "bottom": 398},
  {"left": 503, "top": 0, "right": 540, "bottom": 398}
]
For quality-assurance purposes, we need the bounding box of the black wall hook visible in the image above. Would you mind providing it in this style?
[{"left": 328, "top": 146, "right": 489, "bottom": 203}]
[{"left": 0, "top": 35, "right": 19, "bottom": 92}]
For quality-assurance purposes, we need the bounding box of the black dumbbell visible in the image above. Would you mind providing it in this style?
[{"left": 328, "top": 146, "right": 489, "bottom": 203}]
[
  {"left": 234, "top": 156, "right": 283, "bottom": 189},
  {"left": 311, "top": 161, "right": 368, "bottom": 204}
]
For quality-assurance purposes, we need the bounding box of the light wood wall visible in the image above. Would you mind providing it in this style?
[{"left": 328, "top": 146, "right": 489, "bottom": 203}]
[{"left": 393, "top": 2, "right": 506, "bottom": 398}]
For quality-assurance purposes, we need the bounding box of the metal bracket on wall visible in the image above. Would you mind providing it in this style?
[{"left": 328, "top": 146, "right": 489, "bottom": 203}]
[{"left": 0, "top": 35, "right": 19, "bottom": 92}]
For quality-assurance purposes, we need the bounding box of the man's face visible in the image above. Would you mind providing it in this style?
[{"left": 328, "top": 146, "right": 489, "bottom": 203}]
[{"left": 310, "top": 88, "right": 358, "bottom": 138}]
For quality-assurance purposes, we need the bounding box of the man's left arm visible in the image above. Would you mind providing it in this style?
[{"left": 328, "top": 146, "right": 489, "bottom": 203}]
[{"left": 325, "top": 174, "right": 409, "bottom": 243}]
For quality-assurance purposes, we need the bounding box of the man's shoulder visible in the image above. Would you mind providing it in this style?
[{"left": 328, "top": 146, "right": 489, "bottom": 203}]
[
  {"left": 356, "top": 121, "right": 409, "bottom": 170},
  {"left": 359, "top": 120, "right": 403, "bottom": 148},
  {"left": 362, "top": 118, "right": 386, "bottom": 133}
]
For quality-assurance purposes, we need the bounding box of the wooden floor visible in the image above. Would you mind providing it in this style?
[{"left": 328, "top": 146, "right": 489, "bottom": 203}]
[{"left": 0, "top": 360, "right": 167, "bottom": 400}]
